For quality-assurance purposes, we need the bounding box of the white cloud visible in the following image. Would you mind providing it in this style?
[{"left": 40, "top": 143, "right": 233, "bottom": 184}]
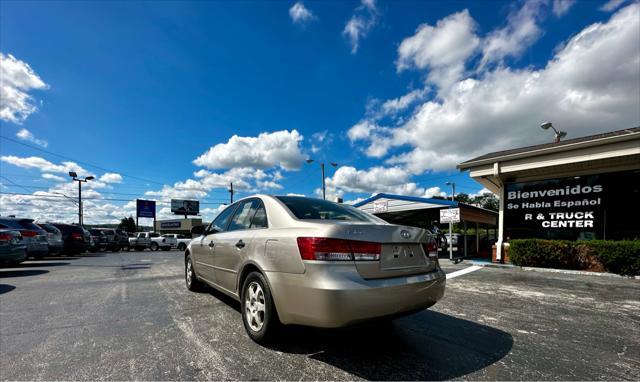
[
  {"left": 99, "top": 172, "right": 123, "bottom": 183},
  {"left": 193, "top": 130, "right": 305, "bottom": 171},
  {"left": 380, "top": 88, "right": 428, "bottom": 116},
  {"left": 41, "top": 173, "right": 65, "bottom": 182},
  {"left": 289, "top": 2, "right": 315, "bottom": 24},
  {"left": 16, "top": 128, "right": 48, "bottom": 147},
  {"left": 552, "top": 0, "right": 575, "bottom": 17},
  {"left": 0, "top": 53, "right": 48, "bottom": 124},
  {"left": 343, "top": 0, "right": 379, "bottom": 54},
  {"left": 479, "top": 0, "right": 547, "bottom": 69},
  {"left": 0, "top": 155, "right": 93, "bottom": 178},
  {"left": 349, "top": 3, "right": 640, "bottom": 174},
  {"left": 325, "top": 165, "right": 447, "bottom": 198},
  {"left": 397, "top": 10, "right": 479, "bottom": 90},
  {"left": 600, "top": 0, "right": 628, "bottom": 12}
]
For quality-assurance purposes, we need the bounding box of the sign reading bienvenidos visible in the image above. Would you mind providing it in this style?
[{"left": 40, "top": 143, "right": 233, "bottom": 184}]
[{"left": 504, "top": 175, "right": 605, "bottom": 239}]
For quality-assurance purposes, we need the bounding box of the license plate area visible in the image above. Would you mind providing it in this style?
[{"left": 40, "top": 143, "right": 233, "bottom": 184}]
[{"left": 380, "top": 244, "right": 427, "bottom": 270}]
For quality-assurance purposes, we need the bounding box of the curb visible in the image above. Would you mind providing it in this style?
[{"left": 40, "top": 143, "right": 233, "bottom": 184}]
[{"left": 469, "top": 260, "right": 639, "bottom": 280}]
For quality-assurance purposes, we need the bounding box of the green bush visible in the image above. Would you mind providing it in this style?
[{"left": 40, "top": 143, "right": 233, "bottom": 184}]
[
  {"left": 509, "top": 239, "right": 640, "bottom": 276},
  {"left": 584, "top": 240, "right": 640, "bottom": 277},
  {"left": 509, "top": 239, "right": 577, "bottom": 269}
]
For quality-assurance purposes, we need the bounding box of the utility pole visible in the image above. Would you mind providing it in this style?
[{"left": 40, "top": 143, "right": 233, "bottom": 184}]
[
  {"left": 69, "top": 172, "right": 94, "bottom": 226},
  {"left": 229, "top": 182, "right": 234, "bottom": 204},
  {"left": 306, "top": 159, "right": 338, "bottom": 200}
]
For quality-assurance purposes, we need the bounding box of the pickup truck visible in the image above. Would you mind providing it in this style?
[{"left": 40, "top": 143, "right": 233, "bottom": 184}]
[
  {"left": 161, "top": 233, "right": 192, "bottom": 251},
  {"left": 129, "top": 232, "right": 151, "bottom": 251},
  {"left": 130, "top": 232, "right": 176, "bottom": 251}
]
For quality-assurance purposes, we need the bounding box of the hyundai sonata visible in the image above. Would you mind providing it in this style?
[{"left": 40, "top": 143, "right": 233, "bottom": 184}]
[{"left": 185, "top": 195, "right": 445, "bottom": 343}]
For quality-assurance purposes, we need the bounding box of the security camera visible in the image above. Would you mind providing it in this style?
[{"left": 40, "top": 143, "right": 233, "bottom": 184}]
[{"left": 540, "top": 122, "right": 553, "bottom": 130}]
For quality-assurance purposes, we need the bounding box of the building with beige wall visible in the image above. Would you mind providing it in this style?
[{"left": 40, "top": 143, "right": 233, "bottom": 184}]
[{"left": 458, "top": 127, "right": 640, "bottom": 262}]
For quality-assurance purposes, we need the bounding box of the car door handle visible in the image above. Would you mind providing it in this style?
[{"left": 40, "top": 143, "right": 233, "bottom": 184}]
[
  {"left": 235, "top": 240, "right": 245, "bottom": 249},
  {"left": 208, "top": 241, "right": 215, "bottom": 248}
]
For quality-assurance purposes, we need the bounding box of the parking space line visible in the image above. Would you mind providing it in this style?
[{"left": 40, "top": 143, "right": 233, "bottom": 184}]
[{"left": 446, "top": 265, "right": 483, "bottom": 280}]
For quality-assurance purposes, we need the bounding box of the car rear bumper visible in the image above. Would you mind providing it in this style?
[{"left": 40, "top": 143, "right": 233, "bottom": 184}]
[
  {"left": 26, "top": 242, "right": 49, "bottom": 257},
  {"left": 48, "top": 243, "right": 64, "bottom": 254},
  {"left": 0, "top": 246, "right": 28, "bottom": 263},
  {"left": 267, "top": 263, "right": 446, "bottom": 328}
]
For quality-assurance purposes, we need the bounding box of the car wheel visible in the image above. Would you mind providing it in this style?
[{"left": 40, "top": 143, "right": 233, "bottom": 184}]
[
  {"left": 178, "top": 243, "right": 186, "bottom": 251},
  {"left": 150, "top": 242, "right": 159, "bottom": 251},
  {"left": 241, "top": 272, "right": 279, "bottom": 343},
  {"left": 112, "top": 246, "right": 121, "bottom": 253},
  {"left": 185, "top": 255, "right": 203, "bottom": 291}
]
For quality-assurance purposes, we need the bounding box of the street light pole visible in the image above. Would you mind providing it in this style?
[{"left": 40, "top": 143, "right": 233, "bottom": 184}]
[
  {"left": 69, "top": 172, "right": 94, "bottom": 226},
  {"left": 306, "top": 159, "right": 338, "bottom": 200}
]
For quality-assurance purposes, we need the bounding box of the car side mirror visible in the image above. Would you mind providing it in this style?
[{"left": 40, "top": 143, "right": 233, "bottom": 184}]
[{"left": 191, "top": 225, "right": 205, "bottom": 236}]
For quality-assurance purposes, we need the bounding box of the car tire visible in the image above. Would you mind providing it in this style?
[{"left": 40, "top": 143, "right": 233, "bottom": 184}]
[
  {"left": 185, "top": 254, "right": 203, "bottom": 291},
  {"left": 150, "top": 242, "right": 159, "bottom": 251},
  {"left": 241, "top": 272, "right": 279, "bottom": 344},
  {"left": 178, "top": 243, "right": 186, "bottom": 251},
  {"left": 112, "top": 246, "right": 121, "bottom": 253}
]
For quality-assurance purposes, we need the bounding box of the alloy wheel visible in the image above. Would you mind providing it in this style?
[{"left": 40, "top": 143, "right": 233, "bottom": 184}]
[{"left": 245, "top": 281, "right": 266, "bottom": 332}]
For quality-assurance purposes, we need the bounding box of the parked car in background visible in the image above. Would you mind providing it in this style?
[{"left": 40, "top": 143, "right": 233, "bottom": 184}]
[
  {"left": 115, "top": 230, "right": 131, "bottom": 251},
  {"left": 37, "top": 223, "right": 64, "bottom": 255},
  {"left": 52, "top": 223, "right": 91, "bottom": 255},
  {"left": 0, "top": 217, "right": 49, "bottom": 258},
  {"left": 185, "top": 195, "right": 445, "bottom": 343},
  {"left": 0, "top": 229, "right": 28, "bottom": 266},
  {"left": 161, "top": 233, "right": 192, "bottom": 251},
  {"left": 89, "top": 229, "right": 108, "bottom": 252},
  {"left": 95, "top": 228, "right": 125, "bottom": 252},
  {"left": 129, "top": 232, "right": 151, "bottom": 251}
]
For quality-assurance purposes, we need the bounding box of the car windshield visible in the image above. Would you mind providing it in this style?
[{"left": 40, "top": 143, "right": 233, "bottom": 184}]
[{"left": 276, "top": 196, "right": 381, "bottom": 222}]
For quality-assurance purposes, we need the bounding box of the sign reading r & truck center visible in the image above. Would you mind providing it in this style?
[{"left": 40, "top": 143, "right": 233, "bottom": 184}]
[{"left": 504, "top": 174, "right": 606, "bottom": 240}]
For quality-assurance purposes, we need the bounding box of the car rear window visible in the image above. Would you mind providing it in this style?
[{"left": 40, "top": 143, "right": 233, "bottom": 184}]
[
  {"left": 18, "top": 219, "right": 42, "bottom": 230},
  {"left": 276, "top": 196, "right": 379, "bottom": 222},
  {"left": 39, "top": 224, "right": 60, "bottom": 234},
  {"left": 0, "top": 219, "right": 24, "bottom": 229}
]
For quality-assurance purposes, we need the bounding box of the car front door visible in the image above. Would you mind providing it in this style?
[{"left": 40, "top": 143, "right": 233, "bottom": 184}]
[
  {"left": 192, "top": 203, "right": 237, "bottom": 284},
  {"left": 212, "top": 199, "right": 263, "bottom": 294}
]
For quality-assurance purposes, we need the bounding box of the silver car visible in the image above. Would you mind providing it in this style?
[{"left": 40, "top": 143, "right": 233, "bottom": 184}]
[{"left": 186, "top": 195, "right": 445, "bottom": 343}]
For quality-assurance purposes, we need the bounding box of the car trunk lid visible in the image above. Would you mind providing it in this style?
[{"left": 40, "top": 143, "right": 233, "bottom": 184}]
[{"left": 324, "top": 223, "right": 437, "bottom": 279}]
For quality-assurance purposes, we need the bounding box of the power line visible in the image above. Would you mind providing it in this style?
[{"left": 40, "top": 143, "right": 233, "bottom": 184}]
[
  {"left": 0, "top": 179, "right": 229, "bottom": 202},
  {"left": 0, "top": 191, "right": 227, "bottom": 205}
]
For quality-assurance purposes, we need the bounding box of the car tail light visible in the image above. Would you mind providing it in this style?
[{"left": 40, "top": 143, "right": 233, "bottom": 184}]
[
  {"left": 350, "top": 241, "right": 381, "bottom": 261},
  {"left": 0, "top": 233, "right": 14, "bottom": 243},
  {"left": 422, "top": 241, "right": 437, "bottom": 253},
  {"left": 297, "top": 237, "right": 381, "bottom": 261},
  {"left": 71, "top": 232, "right": 84, "bottom": 240},
  {"left": 422, "top": 241, "right": 439, "bottom": 264},
  {"left": 21, "top": 230, "right": 38, "bottom": 238}
]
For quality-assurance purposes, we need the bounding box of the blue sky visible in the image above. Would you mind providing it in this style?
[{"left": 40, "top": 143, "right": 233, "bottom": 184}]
[{"left": 1, "top": 0, "right": 639, "bottom": 223}]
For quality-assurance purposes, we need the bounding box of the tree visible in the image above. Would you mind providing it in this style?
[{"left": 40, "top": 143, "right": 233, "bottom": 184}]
[
  {"left": 471, "top": 193, "right": 499, "bottom": 211},
  {"left": 118, "top": 216, "right": 136, "bottom": 232},
  {"left": 454, "top": 193, "right": 471, "bottom": 203}
]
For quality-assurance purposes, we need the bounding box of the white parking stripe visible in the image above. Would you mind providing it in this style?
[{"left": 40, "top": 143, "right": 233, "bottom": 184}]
[{"left": 446, "top": 265, "right": 483, "bottom": 280}]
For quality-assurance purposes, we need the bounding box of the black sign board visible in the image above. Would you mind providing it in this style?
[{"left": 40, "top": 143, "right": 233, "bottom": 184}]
[{"left": 504, "top": 170, "right": 639, "bottom": 241}]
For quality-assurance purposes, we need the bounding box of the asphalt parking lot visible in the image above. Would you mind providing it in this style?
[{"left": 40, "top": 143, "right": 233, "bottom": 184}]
[{"left": 1, "top": 251, "right": 638, "bottom": 381}]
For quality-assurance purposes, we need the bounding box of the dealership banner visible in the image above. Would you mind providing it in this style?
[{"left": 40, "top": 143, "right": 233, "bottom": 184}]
[
  {"left": 504, "top": 175, "right": 607, "bottom": 240},
  {"left": 136, "top": 199, "right": 156, "bottom": 218},
  {"left": 504, "top": 170, "right": 640, "bottom": 240}
]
